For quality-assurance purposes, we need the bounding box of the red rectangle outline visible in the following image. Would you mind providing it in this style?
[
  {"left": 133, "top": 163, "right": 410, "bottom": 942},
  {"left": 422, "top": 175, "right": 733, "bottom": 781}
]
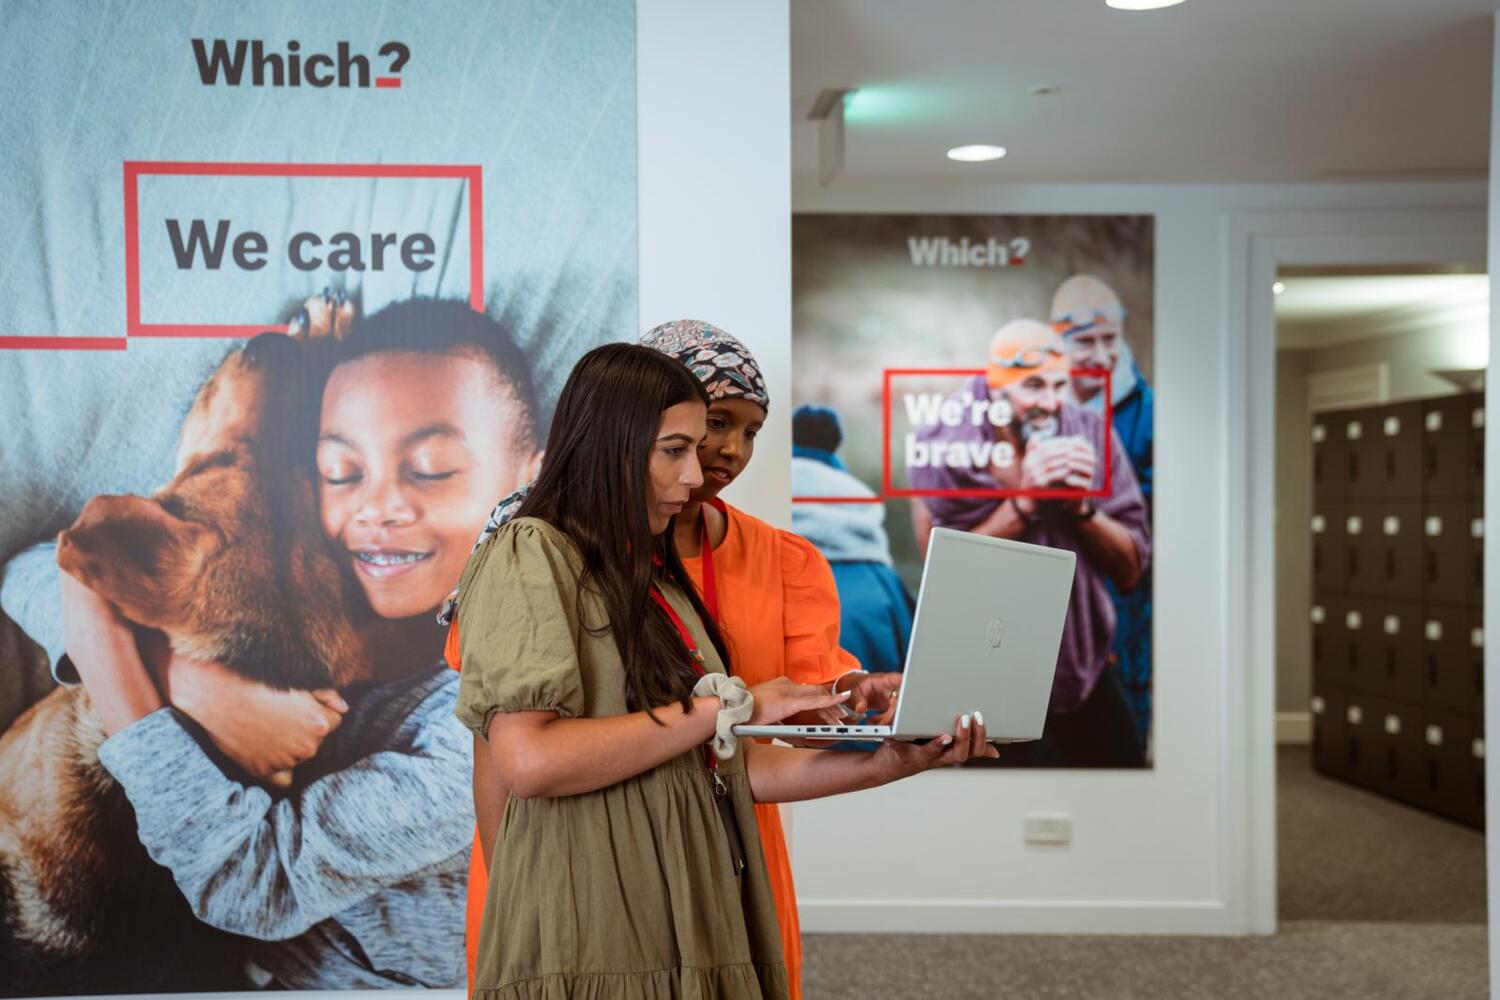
[
  {"left": 122, "top": 161, "right": 484, "bottom": 339},
  {"left": 791, "top": 366, "right": 1112, "bottom": 504}
]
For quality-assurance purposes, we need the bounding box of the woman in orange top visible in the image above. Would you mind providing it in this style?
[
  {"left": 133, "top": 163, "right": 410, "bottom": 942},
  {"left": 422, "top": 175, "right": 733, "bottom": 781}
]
[
  {"left": 647, "top": 320, "right": 902, "bottom": 999},
  {"left": 443, "top": 320, "right": 902, "bottom": 998}
]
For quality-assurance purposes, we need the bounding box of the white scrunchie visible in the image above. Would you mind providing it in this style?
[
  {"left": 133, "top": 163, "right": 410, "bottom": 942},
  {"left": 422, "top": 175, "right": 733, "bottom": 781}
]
[{"left": 692, "top": 673, "right": 754, "bottom": 759}]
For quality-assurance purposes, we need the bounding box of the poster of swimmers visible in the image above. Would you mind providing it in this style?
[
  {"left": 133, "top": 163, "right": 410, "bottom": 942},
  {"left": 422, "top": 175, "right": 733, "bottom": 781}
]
[
  {"left": 0, "top": 2, "right": 635, "bottom": 994},
  {"left": 791, "top": 213, "right": 1155, "bottom": 769}
]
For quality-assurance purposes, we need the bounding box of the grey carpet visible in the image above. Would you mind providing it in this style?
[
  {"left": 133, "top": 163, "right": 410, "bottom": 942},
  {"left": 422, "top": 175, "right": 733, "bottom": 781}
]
[
  {"left": 1277, "top": 745, "right": 1486, "bottom": 923},
  {"left": 802, "top": 746, "right": 1488, "bottom": 999}
]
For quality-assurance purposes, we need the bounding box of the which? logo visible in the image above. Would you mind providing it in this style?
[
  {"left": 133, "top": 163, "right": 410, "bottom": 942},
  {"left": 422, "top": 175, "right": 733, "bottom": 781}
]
[{"left": 192, "top": 39, "right": 410, "bottom": 89}]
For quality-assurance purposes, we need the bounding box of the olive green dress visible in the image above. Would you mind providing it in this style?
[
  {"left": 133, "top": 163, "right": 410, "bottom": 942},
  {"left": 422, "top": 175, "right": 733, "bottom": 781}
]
[{"left": 454, "top": 518, "right": 788, "bottom": 1000}]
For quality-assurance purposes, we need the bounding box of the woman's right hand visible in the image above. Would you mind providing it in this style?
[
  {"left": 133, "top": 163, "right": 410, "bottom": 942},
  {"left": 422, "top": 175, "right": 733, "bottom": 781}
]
[
  {"left": 746, "top": 677, "right": 850, "bottom": 726},
  {"left": 163, "top": 656, "right": 348, "bottom": 788}
]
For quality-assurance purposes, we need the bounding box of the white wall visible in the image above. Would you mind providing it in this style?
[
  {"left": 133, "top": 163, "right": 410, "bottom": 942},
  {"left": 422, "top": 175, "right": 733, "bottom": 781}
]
[
  {"left": 638, "top": 0, "right": 791, "bottom": 528},
  {"left": 787, "top": 179, "right": 1485, "bottom": 935},
  {"left": 1304, "top": 326, "right": 1488, "bottom": 401}
]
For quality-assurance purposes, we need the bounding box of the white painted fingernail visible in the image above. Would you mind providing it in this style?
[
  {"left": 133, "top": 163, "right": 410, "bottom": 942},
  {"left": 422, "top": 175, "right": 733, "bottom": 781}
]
[
  {"left": 941, "top": 734, "right": 954, "bottom": 746},
  {"left": 974, "top": 711, "right": 984, "bottom": 726},
  {"left": 961, "top": 714, "right": 971, "bottom": 729}
]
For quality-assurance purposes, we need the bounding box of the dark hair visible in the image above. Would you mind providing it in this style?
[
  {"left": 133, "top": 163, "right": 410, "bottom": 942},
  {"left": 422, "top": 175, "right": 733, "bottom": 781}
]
[
  {"left": 792, "top": 404, "right": 843, "bottom": 453},
  {"left": 516, "top": 342, "right": 730, "bottom": 716},
  {"left": 322, "top": 298, "right": 542, "bottom": 452}
]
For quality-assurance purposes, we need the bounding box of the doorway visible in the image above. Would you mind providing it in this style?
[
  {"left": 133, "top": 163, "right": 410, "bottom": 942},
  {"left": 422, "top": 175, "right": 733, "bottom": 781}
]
[{"left": 1268, "top": 264, "right": 1487, "bottom": 989}]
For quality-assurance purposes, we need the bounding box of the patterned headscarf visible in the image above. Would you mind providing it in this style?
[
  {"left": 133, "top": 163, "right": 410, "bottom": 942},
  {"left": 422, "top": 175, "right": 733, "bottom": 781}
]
[
  {"left": 639, "top": 319, "right": 769, "bottom": 411},
  {"left": 437, "top": 321, "right": 765, "bottom": 625}
]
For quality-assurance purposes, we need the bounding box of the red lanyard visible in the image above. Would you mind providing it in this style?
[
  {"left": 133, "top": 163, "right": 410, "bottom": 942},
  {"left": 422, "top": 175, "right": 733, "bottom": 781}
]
[
  {"left": 649, "top": 498, "right": 729, "bottom": 778},
  {"left": 651, "top": 505, "right": 747, "bottom": 876},
  {"left": 698, "top": 499, "right": 722, "bottom": 619},
  {"left": 648, "top": 584, "right": 723, "bottom": 787}
]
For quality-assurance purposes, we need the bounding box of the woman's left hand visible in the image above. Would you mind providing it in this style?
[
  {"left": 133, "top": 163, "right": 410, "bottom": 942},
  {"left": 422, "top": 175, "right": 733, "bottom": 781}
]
[
  {"left": 870, "top": 711, "right": 999, "bottom": 780},
  {"left": 805, "top": 671, "right": 903, "bottom": 726},
  {"left": 840, "top": 671, "right": 902, "bottom": 720}
]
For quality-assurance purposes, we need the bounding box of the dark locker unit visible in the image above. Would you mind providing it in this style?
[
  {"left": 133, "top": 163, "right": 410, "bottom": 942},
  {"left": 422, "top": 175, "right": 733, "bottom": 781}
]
[{"left": 1308, "top": 392, "right": 1484, "bottom": 829}]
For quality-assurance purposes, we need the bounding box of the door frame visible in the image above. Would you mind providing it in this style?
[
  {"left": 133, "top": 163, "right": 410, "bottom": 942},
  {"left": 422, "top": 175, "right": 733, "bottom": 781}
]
[{"left": 1224, "top": 208, "right": 1487, "bottom": 934}]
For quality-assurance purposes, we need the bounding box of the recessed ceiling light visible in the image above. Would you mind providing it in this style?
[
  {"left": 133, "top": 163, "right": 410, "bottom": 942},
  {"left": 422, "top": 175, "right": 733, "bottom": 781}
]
[
  {"left": 1273, "top": 281, "right": 1287, "bottom": 295},
  {"left": 947, "top": 144, "right": 1007, "bottom": 162},
  {"left": 1106, "top": 0, "right": 1186, "bottom": 9}
]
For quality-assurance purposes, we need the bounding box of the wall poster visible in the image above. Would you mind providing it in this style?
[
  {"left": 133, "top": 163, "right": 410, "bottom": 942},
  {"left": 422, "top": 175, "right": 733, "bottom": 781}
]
[
  {"left": 0, "top": 1, "right": 637, "bottom": 993},
  {"left": 791, "top": 213, "right": 1155, "bottom": 769}
]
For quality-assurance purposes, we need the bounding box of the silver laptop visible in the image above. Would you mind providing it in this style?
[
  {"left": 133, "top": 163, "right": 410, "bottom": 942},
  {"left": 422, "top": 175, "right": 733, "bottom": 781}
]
[{"left": 734, "top": 527, "right": 1075, "bottom": 742}]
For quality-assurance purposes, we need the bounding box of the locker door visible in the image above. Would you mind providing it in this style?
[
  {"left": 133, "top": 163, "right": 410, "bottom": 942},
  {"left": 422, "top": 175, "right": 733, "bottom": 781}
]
[
  {"left": 1343, "top": 696, "right": 1378, "bottom": 789},
  {"left": 1420, "top": 608, "right": 1476, "bottom": 713},
  {"left": 1342, "top": 506, "right": 1375, "bottom": 598},
  {"left": 1310, "top": 599, "right": 1346, "bottom": 682},
  {"left": 1340, "top": 601, "right": 1375, "bottom": 693},
  {"left": 1468, "top": 502, "right": 1484, "bottom": 604},
  {"left": 1423, "top": 502, "right": 1477, "bottom": 607},
  {"left": 1311, "top": 418, "right": 1337, "bottom": 499},
  {"left": 1372, "top": 699, "right": 1422, "bottom": 805},
  {"left": 1311, "top": 504, "right": 1344, "bottom": 594},
  {"left": 1469, "top": 395, "right": 1485, "bottom": 496},
  {"left": 1375, "top": 403, "right": 1423, "bottom": 500},
  {"left": 1376, "top": 502, "right": 1423, "bottom": 602},
  {"left": 1342, "top": 408, "right": 1376, "bottom": 497},
  {"left": 1417, "top": 710, "right": 1463, "bottom": 821},
  {"left": 1468, "top": 727, "right": 1486, "bottom": 830},
  {"left": 1424, "top": 397, "right": 1473, "bottom": 500},
  {"left": 1316, "top": 412, "right": 1352, "bottom": 500},
  {"left": 1421, "top": 711, "right": 1484, "bottom": 828},
  {"left": 1373, "top": 603, "right": 1423, "bottom": 703},
  {"left": 1466, "top": 615, "right": 1485, "bottom": 711},
  {"left": 1310, "top": 686, "right": 1346, "bottom": 780}
]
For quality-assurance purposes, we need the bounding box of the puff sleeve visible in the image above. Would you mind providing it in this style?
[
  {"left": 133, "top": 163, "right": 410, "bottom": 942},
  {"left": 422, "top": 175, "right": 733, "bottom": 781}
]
[
  {"left": 453, "top": 519, "right": 587, "bottom": 739},
  {"left": 776, "top": 530, "right": 863, "bottom": 686}
]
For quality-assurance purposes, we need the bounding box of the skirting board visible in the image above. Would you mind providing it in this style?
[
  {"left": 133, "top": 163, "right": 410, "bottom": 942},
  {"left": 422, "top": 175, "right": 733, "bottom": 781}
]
[
  {"left": 798, "top": 899, "right": 1244, "bottom": 936},
  {"left": 1277, "top": 711, "right": 1312, "bottom": 745}
]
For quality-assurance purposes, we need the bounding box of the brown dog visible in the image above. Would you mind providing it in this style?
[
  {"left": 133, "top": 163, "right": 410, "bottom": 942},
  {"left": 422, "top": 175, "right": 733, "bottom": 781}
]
[{"left": 0, "top": 328, "right": 369, "bottom": 994}]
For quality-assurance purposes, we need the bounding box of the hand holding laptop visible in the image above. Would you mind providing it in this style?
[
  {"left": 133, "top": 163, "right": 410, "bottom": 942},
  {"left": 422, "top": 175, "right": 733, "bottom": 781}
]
[{"left": 872, "top": 712, "right": 1000, "bottom": 775}]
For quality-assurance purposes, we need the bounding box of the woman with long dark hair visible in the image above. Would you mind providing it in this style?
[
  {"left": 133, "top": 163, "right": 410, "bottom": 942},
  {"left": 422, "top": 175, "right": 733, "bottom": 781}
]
[{"left": 453, "top": 343, "right": 994, "bottom": 998}]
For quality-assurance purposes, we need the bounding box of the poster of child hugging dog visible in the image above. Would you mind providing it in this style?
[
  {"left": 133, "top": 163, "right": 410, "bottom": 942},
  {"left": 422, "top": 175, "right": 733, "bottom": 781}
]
[{"left": 0, "top": 2, "right": 637, "bottom": 994}]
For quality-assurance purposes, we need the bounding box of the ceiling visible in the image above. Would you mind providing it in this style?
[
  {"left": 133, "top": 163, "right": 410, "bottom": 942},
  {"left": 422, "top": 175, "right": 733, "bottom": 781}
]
[
  {"left": 1275, "top": 273, "right": 1489, "bottom": 349},
  {"left": 791, "top": 0, "right": 1494, "bottom": 185}
]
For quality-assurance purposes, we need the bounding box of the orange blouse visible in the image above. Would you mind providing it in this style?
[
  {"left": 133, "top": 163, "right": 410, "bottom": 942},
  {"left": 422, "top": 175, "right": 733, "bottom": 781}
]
[{"left": 453, "top": 503, "right": 861, "bottom": 1000}]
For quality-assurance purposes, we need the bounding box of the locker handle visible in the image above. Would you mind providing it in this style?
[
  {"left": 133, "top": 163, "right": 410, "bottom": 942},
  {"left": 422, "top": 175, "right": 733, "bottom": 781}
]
[
  {"left": 1475, "top": 443, "right": 1484, "bottom": 478},
  {"left": 1476, "top": 553, "right": 1484, "bottom": 587},
  {"left": 1425, "top": 551, "right": 1437, "bottom": 583},
  {"left": 1385, "top": 549, "right": 1395, "bottom": 580},
  {"left": 1348, "top": 548, "right": 1358, "bottom": 578},
  {"left": 1427, "top": 656, "right": 1439, "bottom": 688},
  {"left": 1349, "top": 452, "right": 1359, "bottom": 482},
  {"left": 1385, "top": 451, "right": 1396, "bottom": 480},
  {"left": 1385, "top": 648, "right": 1396, "bottom": 679},
  {"left": 1313, "top": 453, "right": 1322, "bottom": 482},
  {"left": 1425, "top": 445, "right": 1437, "bottom": 478}
]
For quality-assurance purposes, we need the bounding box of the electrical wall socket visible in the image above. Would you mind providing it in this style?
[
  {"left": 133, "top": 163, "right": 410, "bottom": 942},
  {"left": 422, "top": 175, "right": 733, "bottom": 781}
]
[{"left": 1023, "top": 812, "right": 1072, "bottom": 846}]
